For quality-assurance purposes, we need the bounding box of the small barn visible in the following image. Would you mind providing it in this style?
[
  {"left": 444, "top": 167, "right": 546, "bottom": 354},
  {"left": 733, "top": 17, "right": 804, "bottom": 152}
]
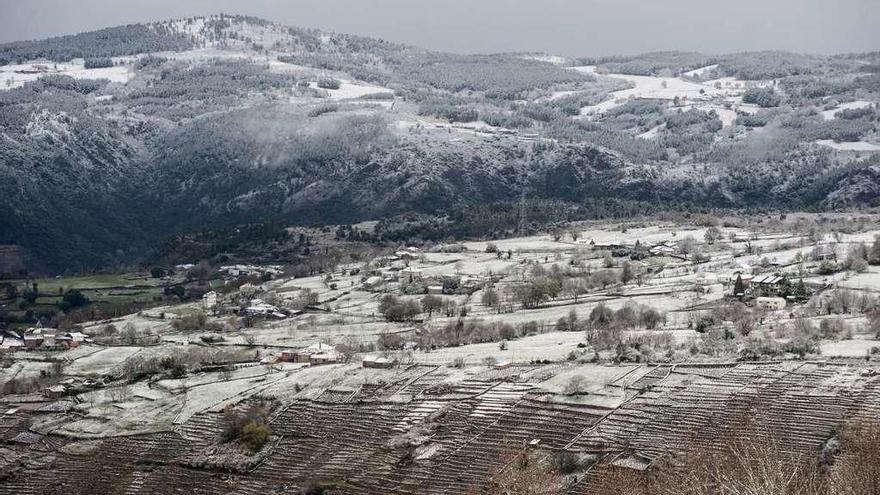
[
  {"left": 293, "top": 343, "right": 336, "bottom": 363},
  {"left": 756, "top": 297, "right": 786, "bottom": 311},
  {"left": 362, "top": 355, "right": 398, "bottom": 369},
  {"left": 310, "top": 350, "right": 342, "bottom": 365}
]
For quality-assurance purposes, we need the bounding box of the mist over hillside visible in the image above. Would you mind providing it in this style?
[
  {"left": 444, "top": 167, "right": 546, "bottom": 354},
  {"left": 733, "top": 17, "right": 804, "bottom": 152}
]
[{"left": 1, "top": 14, "right": 879, "bottom": 272}]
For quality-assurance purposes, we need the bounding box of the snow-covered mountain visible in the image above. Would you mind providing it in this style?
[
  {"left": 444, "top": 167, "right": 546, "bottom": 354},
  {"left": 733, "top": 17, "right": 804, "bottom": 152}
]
[{"left": 1, "top": 14, "right": 878, "bottom": 271}]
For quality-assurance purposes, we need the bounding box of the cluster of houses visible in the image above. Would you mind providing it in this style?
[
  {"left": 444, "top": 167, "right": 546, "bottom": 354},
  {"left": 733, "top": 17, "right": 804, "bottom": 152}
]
[
  {"left": 276, "top": 343, "right": 341, "bottom": 365},
  {"left": 268, "top": 342, "right": 400, "bottom": 369},
  {"left": 0, "top": 326, "right": 88, "bottom": 351},
  {"left": 243, "top": 298, "right": 288, "bottom": 319},
  {"left": 648, "top": 240, "right": 679, "bottom": 257},
  {"left": 362, "top": 248, "right": 422, "bottom": 290},
  {"left": 219, "top": 264, "right": 284, "bottom": 279},
  {"left": 201, "top": 289, "right": 294, "bottom": 320},
  {"left": 728, "top": 271, "right": 818, "bottom": 311},
  {"left": 358, "top": 245, "right": 503, "bottom": 296}
]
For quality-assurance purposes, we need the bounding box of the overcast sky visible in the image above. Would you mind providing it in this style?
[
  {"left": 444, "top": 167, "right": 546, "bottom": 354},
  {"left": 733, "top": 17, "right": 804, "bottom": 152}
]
[{"left": 0, "top": 0, "right": 877, "bottom": 56}]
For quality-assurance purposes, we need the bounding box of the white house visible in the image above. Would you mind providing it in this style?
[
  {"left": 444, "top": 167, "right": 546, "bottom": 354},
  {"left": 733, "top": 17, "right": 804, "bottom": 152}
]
[
  {"left": 245, "top": 299, "right": 285, "bottom": 318},
  {"left": 756, "top": 297, "right": 786, "bottom": 311},
  {"left": 363, "top": 276, "right": 384, "bottom": 289},
  {"left": 202, "top": 291, "right": 218, "bottom": 312}
]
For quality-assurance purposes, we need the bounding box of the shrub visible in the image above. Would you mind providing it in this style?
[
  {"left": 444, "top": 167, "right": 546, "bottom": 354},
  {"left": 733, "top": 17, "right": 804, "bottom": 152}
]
[
  {"left": 58, "top": 289, "right": 90, "bottom": 312},
  {"left": 378, "top": 295, "right": 421, "bottom": 322},
  {"left": 171, "top": 311, "right": 208, "bottom": 332},
  {"left": 817, "top": 260, "right": 839, "bottom": 275},
  {"left": 819, "top": 318, "right": 846, "bottom": 340},
  {"left": 742, "top": 86, "right": 781, "bottom": 107},
  {"left": 783, "top": 335, "right": 819, "bottom": 359},
  {"left": 693, "top": 315, "right": 715, "bottom": 333},
  {"left": 563, "top": 375, "right": 587, "bottom": 395},
  {"left": 317, "top": 77, "right": 341, "bottom": 90},
  {"left": 552, "top": 451, "right": 585, "bottom": 474},
  {"left": 589, "top": 304, "right": 614, "bottom": 329},
  {"left": 84, "top": 57, "right": 114, "bottom": 69},
  {"left": 640, "top": 307, "right": 664, "bottom": 329},
  {"left": 307, "top": 103, "right": 338, "bottom": 117},
  {"left": 241, "top": 421, "right": 272, "bottom": 452},
  {"left": 377, "top": 331, "right": 405, "bottom": 350},
  {"left": 220, "top": 404, "right": 272, "bottom": 452}
]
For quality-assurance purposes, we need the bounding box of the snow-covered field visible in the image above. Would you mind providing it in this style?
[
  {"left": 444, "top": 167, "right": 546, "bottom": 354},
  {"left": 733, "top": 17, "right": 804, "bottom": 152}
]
[
  {"left": 528, "top": 54, "right": 567, "bottom": 65},
  {"left": 837, "top": 268, "right": 880, "bottom": 291},
  {"left": 820, "top": 100, "right": 874, "bottom": 120},
  {"left": 571, "top": 65, "right": 725, "bottom": 115},
  {"left": 414, "top": 331, "right": 586, "bottom": 365},
  {"left": 568, "top": 66, "right": 771, "bottom": 127},
  {"left": 308, "top": 80, "right": 393, "bottom": 100},
  {"left": 816, "top": 139, "right": 880, "bottom": 152},
  {"left": 0, "top": 60, "right": 132, "bottom": 90},
  {"left": 65, "top": 346, "right": 142, "bottom": 376},
  {"left": 821, "top": 338, "right": 880, "bottom": 357}
]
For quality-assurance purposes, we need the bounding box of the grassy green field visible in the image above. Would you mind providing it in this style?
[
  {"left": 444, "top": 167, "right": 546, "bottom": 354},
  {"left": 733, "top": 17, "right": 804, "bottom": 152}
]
[
  {"left": 3, "top": 273, "right": 165, "bottom": 322},
  {"left": 21, "top": 273, "right": 162, "bottom": 293}
]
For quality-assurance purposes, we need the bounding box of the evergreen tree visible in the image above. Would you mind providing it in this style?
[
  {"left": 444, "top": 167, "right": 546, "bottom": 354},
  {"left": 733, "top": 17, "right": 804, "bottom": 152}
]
[
  {"left": 792, "top": 279, "right": 808, "bottom": 301},
  {"left": 870, "top": 235, "right": 880, "bottom": 265}
]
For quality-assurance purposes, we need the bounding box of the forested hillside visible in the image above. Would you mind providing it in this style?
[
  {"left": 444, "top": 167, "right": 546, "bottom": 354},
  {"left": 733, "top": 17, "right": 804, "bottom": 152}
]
[{"left": 0, "top": 14, "right": 878, "bottom": 272}]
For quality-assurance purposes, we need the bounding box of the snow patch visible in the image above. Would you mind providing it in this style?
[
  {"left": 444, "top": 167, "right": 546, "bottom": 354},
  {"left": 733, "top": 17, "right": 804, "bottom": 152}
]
[
  {"left": 815, "top": 139, "right": 880, "bottom": 152},
  {"left": 572, "top": 65, "right": 727, "bottom": 116},
  {"left": 820, "top": 100, "right": 874, "bottom": 121},
  {"left": 308, "top": 80, "right": 393, "bottom": 100},
  {"left": 0, "top": 60, "right": 132, "bottom": 90},
  {"left": 681, "top": 64, "right": 718, "bottom": 78}
]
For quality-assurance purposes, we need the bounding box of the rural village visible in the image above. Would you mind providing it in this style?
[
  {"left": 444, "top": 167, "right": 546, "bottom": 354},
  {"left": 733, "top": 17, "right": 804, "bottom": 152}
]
[
  {"left": 0, "top": 11, "right": 879, "bottom": 494},
  {"left": 2, "top": 214, "right": 880, "bottom": 492}
]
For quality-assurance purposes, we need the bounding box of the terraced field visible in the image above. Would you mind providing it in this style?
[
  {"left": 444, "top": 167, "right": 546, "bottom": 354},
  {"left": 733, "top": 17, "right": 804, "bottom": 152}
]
[{"left": 2, "top": 360, "right": 878, "bottom": 494}]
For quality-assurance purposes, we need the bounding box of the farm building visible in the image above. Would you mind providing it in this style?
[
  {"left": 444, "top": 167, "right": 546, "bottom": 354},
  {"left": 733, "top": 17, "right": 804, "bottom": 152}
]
[
  {"left": 244, "top": 299, "right": 286, "bottom": 319},
  {"left": 756, "top": 297, "right": 787, "bottom": 311},
  {"left": 752, "top": 274, "right": 787, "bottom": 296},
  {"left": 400, "top": 266, "right": 423, "bottom": 283},
  {"left": 0, "top": 337, "right": 23, "bottom": 350},
  {"left": 310, "top": 350, "right": 342, "bottom": 365},
  {"left": 202, "top": 291, "right": 218, "bottom": 312},
  {"left": 362, "top": 355, "right": 398, "bottom": 369},
  {"left": 23, "top": 334, "right": 43, "bottom": 349},
  {"left": 649, "top": 241, "right": 677, "bottom": 256},
  {"left": 812, "top": 245, "right": 837, "bottom": 261},
  {"left": 395, "top": 249, "right": 420, "bottom": 260},
  {"left": 363, "top": 276, "right": 384, "bottom": 290},
  {"left": 43, "top": 385, "right": 66, "bottom": 399},
  {"left": 291, "top": 343, "right": 336, "bottom": 363}
]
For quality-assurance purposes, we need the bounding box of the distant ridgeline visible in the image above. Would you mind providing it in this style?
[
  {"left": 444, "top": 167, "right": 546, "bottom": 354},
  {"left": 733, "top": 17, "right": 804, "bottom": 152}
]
[{"left": 0, "top": 24, "right": 194, "bottom": 65}]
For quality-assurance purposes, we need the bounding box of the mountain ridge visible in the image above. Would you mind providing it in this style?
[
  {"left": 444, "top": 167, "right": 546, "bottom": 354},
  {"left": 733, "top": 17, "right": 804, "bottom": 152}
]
[{"left": 1, "top": 14, "right": 878, "bottom": 272}]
